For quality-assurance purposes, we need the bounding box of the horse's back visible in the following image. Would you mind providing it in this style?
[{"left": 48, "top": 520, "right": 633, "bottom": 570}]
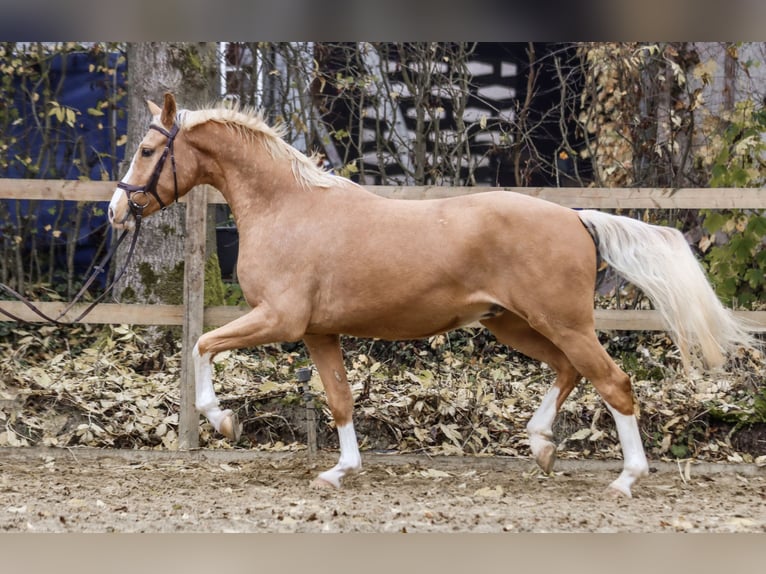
[{"left": 295, "top": 187, "right": 598, "bottom": 338}]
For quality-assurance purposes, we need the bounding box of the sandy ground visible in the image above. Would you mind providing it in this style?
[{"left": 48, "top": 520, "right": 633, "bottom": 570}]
[{"left": 0, "top": 446, "right": 764, "bottom": 533}]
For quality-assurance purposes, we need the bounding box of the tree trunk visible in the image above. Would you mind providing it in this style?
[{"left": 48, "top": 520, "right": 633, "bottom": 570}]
[{"left": 114, "top": 42, "right": 220, "bottom": 305}]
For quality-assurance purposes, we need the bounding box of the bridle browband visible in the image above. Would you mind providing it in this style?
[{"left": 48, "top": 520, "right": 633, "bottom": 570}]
[
  {"left": 0, "top": 122, "right": 181, "bottom": 325},
  {"left": 117, "top": 122, "right": 180, "bottom": 217}
]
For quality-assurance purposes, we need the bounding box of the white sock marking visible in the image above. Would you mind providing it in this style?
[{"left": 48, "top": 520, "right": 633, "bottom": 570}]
[
  {"left": 317, "top": 422, "right": 361, "bottom": 488},
  {"left": 527, "top": 387, "right": 559, "bottom": 458},
  {"left": 606, "top": 404, "right": 649, "bottom": 497},
  {"left": 192, "top": 343, "right": 230, "bottom": 432}
]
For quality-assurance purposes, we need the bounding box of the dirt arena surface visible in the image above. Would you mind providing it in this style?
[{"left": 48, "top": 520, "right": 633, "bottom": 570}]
[{"left": 0, "top": 446, "right": 763, "bottom": 533}]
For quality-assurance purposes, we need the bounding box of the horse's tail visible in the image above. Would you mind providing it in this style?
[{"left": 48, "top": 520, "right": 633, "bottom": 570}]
[{"left": 577, "top": 209, "right": 755, "bottom": 369}]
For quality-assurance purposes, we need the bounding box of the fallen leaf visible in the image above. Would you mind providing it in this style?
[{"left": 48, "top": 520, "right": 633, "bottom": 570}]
[
  {"left": 568, "top": 428, "right": 592, "bottom": 441},
  {"left": 419, "top": 468, "right": 452, "bottom": 479},
  {"left": 473, "top": 485, "right": 504, "bottom": 498}
]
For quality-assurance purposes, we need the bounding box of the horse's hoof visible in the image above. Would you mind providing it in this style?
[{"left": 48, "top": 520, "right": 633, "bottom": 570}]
[
  {"left": 605, "top": 482, "right": 632, "bottom": 499},
  {"left": 219, "top": 410, "right": 242, "bottom": 442},
  {"left": 311, "top": 477, "right": 339, "bottom": 490},
  {"left": 535, "top": 443, "right": 557, "bottom": 474}
]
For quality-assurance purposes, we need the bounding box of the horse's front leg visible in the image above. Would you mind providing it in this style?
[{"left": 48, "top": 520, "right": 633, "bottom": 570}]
[
  {"left": 193, "top": 304, "right": 306, "bottom": 442},
  {"left": 303, "top": 333, "right": 361, "bottom": 489},
  {"left": 193, "top": 342, "right": 242, "bottom": 441}
]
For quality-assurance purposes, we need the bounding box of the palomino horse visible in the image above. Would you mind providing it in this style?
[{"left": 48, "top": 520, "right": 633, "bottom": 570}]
[{"left": 109, "top": 93, "right": 753, "bottom": 498}]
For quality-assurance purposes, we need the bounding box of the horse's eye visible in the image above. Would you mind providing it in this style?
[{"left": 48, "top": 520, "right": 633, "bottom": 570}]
[{"left": 141, "top": 148, "right": 153, "bottom": 158}]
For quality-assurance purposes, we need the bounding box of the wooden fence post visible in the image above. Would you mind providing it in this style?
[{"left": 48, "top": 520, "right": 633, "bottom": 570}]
[{"left": 178, "top": 185, "right": 208, "bottom": 449}]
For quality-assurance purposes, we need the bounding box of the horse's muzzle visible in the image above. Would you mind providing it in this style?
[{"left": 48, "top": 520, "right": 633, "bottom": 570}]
[{"left": 108, "top": 187, "right": 135, "bottom": 230}]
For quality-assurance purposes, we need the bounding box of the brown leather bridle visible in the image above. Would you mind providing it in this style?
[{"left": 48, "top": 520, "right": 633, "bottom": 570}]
[{"left": 116, "top": 122, "right": 180, "bottom": 218}]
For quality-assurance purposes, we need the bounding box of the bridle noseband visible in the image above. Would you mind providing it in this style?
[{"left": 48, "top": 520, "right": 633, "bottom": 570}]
[{"left": 117, "top": 123, "right": 180, "bottom": 218}]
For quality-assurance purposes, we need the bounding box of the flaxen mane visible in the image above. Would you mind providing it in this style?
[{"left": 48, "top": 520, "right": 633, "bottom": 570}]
[{"left": 178, "top": 104, "right": 346, "bottom": 190}]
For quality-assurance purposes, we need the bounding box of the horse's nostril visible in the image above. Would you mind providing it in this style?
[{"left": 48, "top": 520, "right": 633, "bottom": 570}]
[{"left": 108, "top": 206, "right": 114, "bottom": 222}]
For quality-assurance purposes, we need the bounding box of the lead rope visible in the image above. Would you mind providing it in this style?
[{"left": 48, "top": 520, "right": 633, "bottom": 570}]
[
  {"left": 1, "top": 121, "right": 177, "bottom": 326},
  {"left": 0, "top": 215, "right": 142, "bottom": 325}
]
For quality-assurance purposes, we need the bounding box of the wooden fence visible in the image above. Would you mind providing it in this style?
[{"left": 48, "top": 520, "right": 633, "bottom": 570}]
[{"left": 2, "top": 179, "right": 765, "bottom": 448}]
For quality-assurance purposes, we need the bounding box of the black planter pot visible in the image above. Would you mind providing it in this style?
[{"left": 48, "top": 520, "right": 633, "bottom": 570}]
[{"left": 216, "top": 226, "right": 239, "bottom": 279}]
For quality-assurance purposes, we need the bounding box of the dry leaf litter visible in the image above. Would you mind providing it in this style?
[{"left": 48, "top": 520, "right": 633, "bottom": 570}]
[{"left": 1, "top": 322, "right": 764, "bottom": 468}]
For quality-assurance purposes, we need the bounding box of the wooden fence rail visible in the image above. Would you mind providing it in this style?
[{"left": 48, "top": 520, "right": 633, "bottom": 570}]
[
  {"left": 2, "top": 180, "right": 765, "bottom": 448},
  {"left": 3, "top": 179, "right": 766, "bottom": 208},
  {"left": 2, "top": 180, "right": 765, "bottom": 331},
  {"left": 2, "top": 300, "right": 764, "bottom": 333}
]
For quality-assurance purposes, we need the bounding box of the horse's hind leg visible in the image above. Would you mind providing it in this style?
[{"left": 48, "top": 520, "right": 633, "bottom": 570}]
[
  {"left": 536, "top": 323, "right": 649, "bottom": 498},
  {"left": 303, "top": 333, "right": 361, "bottom": 488},
  {"left": 481, "top": 313, "right": 581, "bottom": 474}
]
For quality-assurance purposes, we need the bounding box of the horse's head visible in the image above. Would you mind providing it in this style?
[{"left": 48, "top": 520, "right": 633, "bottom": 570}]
[{"left": 108, "top": 92, "right": 195, "bottom": 229}]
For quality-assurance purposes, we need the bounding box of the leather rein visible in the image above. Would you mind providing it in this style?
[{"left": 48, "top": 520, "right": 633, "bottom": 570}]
[{"left": 0, "top": 122, "right": 180, "bottom": 325}]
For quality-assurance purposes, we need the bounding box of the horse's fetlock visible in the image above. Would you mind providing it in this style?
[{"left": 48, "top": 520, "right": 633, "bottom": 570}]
[
  {"left": 195, "top": 399, "right": 218, "bottom": 413},
  {"left": 625, "top": 461, "right": 649, "bottom": 478}
]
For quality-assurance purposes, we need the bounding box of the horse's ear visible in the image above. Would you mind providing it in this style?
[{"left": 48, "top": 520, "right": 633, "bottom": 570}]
[
  {"left": 147, "top": 100, "right": 162, "bottom": 117},
  {"left": 160, "top": 92, "right": 177, "bottom": 128}
]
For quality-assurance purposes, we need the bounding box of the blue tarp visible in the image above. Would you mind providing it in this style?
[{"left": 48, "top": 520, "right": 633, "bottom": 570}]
[{"left": 0, "top": 49, "right": 128, "bottom": 286}]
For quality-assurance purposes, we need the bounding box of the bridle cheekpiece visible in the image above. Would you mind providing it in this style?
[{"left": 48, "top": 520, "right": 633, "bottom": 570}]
[{"left": 117, "top": 123, "right": 180, "bottom": 218}]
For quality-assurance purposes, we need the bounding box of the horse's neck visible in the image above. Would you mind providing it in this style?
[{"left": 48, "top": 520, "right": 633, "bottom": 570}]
[{"left": 200, "top": 134, "right": 304, "bottom": 223}]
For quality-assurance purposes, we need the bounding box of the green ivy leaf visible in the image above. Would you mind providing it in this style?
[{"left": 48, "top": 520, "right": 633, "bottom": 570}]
[
  {"left": 744, "top": 268, "right": 765, "bottom": 289},
  {"left": 746, "top": 216, "right": 766, "bottom": 237},
  {"left": 702, "top": 211, "right": 729, "bottom": 233}
]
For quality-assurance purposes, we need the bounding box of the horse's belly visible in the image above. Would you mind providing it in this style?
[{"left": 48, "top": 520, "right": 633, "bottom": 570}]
[{"left": 308, "top": 300, "right": 505, "bottom": 340}]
